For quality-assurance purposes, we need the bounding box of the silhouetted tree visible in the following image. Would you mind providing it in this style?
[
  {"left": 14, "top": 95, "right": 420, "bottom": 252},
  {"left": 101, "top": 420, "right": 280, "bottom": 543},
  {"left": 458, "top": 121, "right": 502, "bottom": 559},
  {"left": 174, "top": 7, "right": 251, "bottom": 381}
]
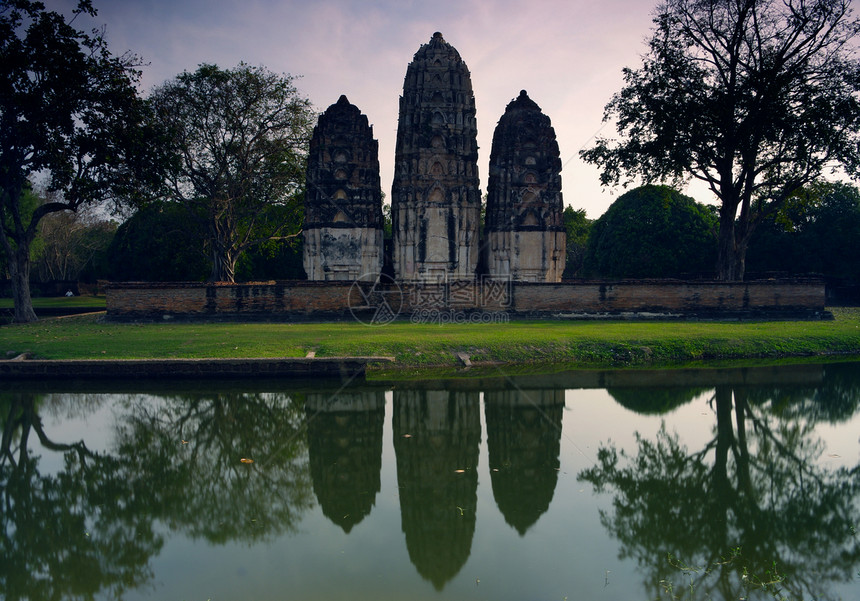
[
  {"left": 0, "top": 0, "right": 165, "bottom": 321},
  {"left": 582, "top": 0, "right": 860, "bottom": 280},
  {"left": 107, "top": 201, "right": 209, "bottom": 281}
]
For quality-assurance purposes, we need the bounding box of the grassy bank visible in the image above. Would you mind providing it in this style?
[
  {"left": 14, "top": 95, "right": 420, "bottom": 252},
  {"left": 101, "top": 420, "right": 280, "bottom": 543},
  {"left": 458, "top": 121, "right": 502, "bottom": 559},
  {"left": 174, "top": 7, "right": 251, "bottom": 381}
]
[
  {"left": 1, "top": 308, "right": 859, "bottom": 371},
  {"left": 0, "top": 296, "right": 107, "bottom": 310}
]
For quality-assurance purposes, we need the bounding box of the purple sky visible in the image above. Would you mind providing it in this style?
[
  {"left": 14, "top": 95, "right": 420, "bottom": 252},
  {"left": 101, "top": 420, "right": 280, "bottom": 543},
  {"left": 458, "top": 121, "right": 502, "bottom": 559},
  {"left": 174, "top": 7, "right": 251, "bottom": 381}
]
[{"left": 48, "top": 0, "right": 683, "bottom": 218}]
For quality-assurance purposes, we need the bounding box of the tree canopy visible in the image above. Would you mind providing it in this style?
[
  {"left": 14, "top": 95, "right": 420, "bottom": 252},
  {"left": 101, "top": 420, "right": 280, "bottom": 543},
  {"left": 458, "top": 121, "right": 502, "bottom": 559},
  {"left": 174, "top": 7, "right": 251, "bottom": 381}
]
[
  {"left": 561, "top": 206, "right": 591, "bottom": 279},
  {"left": 0, "top": 0, "right": 163, "bottom": 321},
  {"left": 582, "top": 185, "right": 717, "bottom": 278},
  {"left": 151, "top": 63, "right": 314, "bottom": 283},
  {"left": 107, "top": 201, "right": 209, "bottom": 282},
  {"left": 746, "top": 181, "right": 860, "bottom": 296},
  {"left": 581, "top": 0, "right": 860, "bottom": 280}
]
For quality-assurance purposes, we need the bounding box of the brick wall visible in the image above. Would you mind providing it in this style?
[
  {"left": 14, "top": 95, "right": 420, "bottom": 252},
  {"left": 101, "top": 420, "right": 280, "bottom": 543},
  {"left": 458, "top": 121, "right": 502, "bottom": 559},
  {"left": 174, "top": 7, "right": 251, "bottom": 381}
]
[
  {"left": 510, "top": 280, "right": 825, "bottom": 315},
  {"left": 105, "top": 278, "right": 826, "bottom": 320}
]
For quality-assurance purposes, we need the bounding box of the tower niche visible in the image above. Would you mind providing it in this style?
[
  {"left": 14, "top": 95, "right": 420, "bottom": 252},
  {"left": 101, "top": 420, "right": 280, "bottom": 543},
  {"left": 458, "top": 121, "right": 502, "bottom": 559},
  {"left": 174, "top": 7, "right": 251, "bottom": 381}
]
[
  {"left": 304, "top": 95, "right": 384, "bottom": 281},
  {"left": 391, "top": 32, "right": 481, "bottom": 282},
  {"left": 485, "top": 90, "right": 566, "bottom": 282}
]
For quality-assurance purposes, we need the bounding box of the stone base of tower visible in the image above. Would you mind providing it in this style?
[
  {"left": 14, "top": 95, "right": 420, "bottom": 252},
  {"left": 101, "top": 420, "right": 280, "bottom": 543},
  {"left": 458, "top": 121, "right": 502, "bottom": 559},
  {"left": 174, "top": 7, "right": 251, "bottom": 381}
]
[
  {"left": 485, "top": 230, "right": 566, "bottom": 283},
  {"left": 393, "top": 204, "right": 480, "bottom": 283},
  {"left": 304, "top": 227, "right": 383, "bottom": 281}
]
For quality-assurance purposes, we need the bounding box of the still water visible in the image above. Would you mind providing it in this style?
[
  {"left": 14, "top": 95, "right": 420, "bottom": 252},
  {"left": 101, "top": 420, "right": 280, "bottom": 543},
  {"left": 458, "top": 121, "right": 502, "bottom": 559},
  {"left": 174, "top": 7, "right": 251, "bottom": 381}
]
[{"left": 2, "top": 362, "right": 859, "bottom": 601}]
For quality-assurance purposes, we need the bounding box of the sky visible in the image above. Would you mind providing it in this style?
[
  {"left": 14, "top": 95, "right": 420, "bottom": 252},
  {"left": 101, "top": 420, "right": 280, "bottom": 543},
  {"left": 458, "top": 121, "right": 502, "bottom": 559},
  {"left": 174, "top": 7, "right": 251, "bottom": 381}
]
[{"left": 48, "top": 0, "right": 681, "bottom": 219}]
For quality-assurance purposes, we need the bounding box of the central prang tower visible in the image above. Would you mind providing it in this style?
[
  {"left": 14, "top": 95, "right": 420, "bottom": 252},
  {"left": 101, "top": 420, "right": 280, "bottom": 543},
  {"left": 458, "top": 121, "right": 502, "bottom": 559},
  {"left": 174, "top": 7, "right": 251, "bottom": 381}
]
[{"left": 392, "top": 32, "right": 481, "bottom": 282}]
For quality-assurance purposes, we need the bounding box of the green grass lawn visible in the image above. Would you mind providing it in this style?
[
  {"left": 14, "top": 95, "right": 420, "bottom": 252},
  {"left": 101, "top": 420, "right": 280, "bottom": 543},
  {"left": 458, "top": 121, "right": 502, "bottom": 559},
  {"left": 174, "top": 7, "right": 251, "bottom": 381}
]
[
  {"left": 0, "top": 296, "right": 106, "bottom": 309},
  {"left": 2, "top": 307, "right": 859, "bottom": 370}
]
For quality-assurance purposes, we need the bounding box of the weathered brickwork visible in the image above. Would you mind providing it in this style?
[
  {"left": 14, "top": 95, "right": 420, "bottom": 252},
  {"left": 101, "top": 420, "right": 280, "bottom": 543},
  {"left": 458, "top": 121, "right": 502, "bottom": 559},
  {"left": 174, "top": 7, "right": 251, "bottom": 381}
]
[
  {"left": 391, "top": 32, "right": 481, "bottom": 282},
  {"left": 304, "top": 95, "right": 384, "bottom": 281},
  {"left": 485, "top": 91, "right": 566, "bottom": 282},
  {"left": 105, "top": 279, "right": 826, "bottom": 320}
]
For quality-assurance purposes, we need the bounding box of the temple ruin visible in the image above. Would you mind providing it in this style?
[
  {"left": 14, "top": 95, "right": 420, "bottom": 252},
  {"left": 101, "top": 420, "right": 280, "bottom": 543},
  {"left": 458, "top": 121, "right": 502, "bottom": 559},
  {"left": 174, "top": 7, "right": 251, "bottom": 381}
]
[
  {"left": 485, "top": 90, "right": 566, "bottom": 282},
  {"left": 303, "top": 34, "right": 566, "bottom": 284},
  {"left": 303, "top": 95, "right": 384, "bottom": 281},
  {"left": 391, "top": 32, "right": 482, "bottom": 282}
]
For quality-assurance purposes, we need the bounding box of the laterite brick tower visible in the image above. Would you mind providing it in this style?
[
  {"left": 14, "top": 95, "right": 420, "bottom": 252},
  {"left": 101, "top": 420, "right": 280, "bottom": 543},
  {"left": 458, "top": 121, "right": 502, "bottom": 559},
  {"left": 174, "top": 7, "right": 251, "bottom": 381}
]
[
  {"left": 392, "top": 32, "right": 481, "bottom": 282},
  {"left": 485, "top": 90, "right": 566, "bottom": 282},
  {"left": 304, "top": 95, "right": 384, "bottom": 280}
]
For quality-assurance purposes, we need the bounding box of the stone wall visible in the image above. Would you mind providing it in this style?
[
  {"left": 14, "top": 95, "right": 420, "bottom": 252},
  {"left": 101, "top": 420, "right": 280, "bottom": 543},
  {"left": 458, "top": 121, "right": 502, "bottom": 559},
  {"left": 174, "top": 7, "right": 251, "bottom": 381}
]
[{"left": 105, "top": 279, "right": 827, "bottom": 321}]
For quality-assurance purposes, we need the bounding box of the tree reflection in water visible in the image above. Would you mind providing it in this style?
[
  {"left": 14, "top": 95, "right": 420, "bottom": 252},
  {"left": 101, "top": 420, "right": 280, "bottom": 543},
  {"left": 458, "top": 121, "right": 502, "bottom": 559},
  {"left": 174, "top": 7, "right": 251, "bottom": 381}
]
[
  {"left": 0, "top": 393, "right": 161, "bottom": 601},
  {"left": 2, "top": 364, "right": 859, "bottom": 600},
  {"left": 0, "top": 389, "right": 314, "bottom": 601},
  {"left": 113, "top": 391, "right": 313, "bottom": 545},
  {"left": 579, "top": 370, "right": 860, "bottom": 601}
]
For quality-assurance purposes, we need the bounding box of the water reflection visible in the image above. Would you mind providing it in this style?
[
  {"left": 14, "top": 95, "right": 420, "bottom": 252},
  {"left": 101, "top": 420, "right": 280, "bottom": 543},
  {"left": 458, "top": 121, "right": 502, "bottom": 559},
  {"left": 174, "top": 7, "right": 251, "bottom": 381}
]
[
  {"left": 579, "top": 366, "right": 860, "bottom": 600},
  {"left": 1, "top": 363, "right": 859, "bottom": 600},
  {"left": 0, "top": 393, "right": 160, "bottom": 600},
  {"left": 392, "top": 389, "right": 481, "bottom": 590},
  {"left": 484, "top": 389, "right": 563, "bottom": 535},
  {"left": 113, "top": 391, "right": 314, "bottom": 544},
  {"left": 305, "top": 391, "right": 385, "bottom": 533}
]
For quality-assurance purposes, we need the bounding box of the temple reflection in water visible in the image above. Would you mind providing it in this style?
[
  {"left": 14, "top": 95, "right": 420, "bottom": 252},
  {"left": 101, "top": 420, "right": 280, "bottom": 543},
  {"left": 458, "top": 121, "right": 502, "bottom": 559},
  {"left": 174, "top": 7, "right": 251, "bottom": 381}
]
[
  {"left": 305, "top": 391, "right": 386, "bottom": 533},
  {"left": 484, "top": 389, "right": 564, "bottom": 535},
  {"left": 302, "top": 386, "right": 563, "bottom": 589}
]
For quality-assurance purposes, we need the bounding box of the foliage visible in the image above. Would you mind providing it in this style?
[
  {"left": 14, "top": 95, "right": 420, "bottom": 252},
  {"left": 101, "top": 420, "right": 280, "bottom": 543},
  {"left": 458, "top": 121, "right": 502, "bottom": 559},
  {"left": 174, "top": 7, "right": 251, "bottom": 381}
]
[
  {"left": 0, "top": 0, "right": 166, "bottom": 322},
  {"left": 31, "top": 207, "right": 116, "bottom": 283},
  {"left": 151, "top": 63, "right": 314, "bottom": 283},
  {"left": 107, "top": 201, "right": 209, "bottom": 282},
  {"left": 582, "top": 185, "right": 716, "bottom": 278},
  {"left": 235, "top": 237, "right": 305, "bottom": 281},
  {"left": 581, "top": 0, "right": 860, "bottom": 281},
  {"left": 747, "top": 182, "right": 860, "bottom": 285},
  {"left": 0, "top": 185, "right": 40, "bottom": 280},
  {"left": 561, "top": 206, "right": 591, "bottom": 278},
  {"left": 234, "top": 200, "right": 305, "bottom": 281}
]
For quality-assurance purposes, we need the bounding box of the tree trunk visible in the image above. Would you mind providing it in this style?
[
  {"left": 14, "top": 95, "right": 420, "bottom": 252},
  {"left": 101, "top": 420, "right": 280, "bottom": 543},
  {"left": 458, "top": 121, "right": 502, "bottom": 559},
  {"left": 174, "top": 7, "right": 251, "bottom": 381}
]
[
  {"left": 209, "top": 245, "right": 237, "bottom": 283},
  {"left": 716, "top": 210, "right": 745, "bottom": 281},
  {"left": 8, "top": 244, "right": 38, "bottom": 323}
]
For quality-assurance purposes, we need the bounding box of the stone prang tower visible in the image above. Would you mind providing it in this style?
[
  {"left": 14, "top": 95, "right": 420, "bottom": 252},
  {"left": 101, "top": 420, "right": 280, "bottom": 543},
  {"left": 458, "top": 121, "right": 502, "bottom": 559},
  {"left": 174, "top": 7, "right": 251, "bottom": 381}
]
[
  {"left": 392, "top": 32, "right": 481, "bottom": 282},
  {"left": 304, "top": 95, "right": 384, "bottom": 281},
  {"left": 485, "top": 90, "right": 566, "bottom": 282}
]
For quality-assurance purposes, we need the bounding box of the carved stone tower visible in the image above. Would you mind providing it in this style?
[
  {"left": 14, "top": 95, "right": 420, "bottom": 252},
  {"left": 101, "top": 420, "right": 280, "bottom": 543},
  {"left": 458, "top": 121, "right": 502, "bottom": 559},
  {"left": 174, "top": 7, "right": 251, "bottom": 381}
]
[
  {"left": 304, "top": 95, "right": 384, "bottom": 281},
  {"left": 392, "top": 32, "right": 481, "bottom": 282},
  {"left": 485, "top": 90, "right": 566, "bottom": 282}
]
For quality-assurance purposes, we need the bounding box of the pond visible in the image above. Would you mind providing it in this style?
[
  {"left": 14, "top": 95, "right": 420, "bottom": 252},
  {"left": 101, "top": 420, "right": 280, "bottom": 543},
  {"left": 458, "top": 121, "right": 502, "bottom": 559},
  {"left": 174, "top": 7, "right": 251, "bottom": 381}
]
[{"left": 2, "top": 362, "right": 859, "bottom": 600}]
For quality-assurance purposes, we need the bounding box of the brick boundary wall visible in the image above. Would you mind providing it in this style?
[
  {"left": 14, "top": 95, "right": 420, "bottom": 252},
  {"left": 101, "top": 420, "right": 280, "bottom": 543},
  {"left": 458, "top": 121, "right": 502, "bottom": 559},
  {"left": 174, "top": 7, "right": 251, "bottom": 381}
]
[{"left": 104, "top": 279, "right": 828, "bottom": 321}]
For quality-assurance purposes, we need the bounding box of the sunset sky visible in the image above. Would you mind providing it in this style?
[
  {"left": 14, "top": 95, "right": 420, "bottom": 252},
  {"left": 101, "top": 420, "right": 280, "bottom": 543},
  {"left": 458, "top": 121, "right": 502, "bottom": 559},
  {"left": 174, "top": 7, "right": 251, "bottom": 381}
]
[{"left": 48, "top": 0, "right": 680, "bottom": 218}]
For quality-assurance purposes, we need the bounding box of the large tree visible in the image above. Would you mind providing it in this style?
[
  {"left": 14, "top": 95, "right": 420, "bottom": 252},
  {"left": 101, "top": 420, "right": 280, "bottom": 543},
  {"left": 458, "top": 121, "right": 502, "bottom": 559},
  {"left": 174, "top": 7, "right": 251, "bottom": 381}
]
[
  {"left": 581, "top": 0, "right": 860, "bottom": 280},
  {"left": 151, "top": 63, "right": 314, "bottom": 283},
  {"left": 0, "top": 0, "right": 163, "bottom": 322}
]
